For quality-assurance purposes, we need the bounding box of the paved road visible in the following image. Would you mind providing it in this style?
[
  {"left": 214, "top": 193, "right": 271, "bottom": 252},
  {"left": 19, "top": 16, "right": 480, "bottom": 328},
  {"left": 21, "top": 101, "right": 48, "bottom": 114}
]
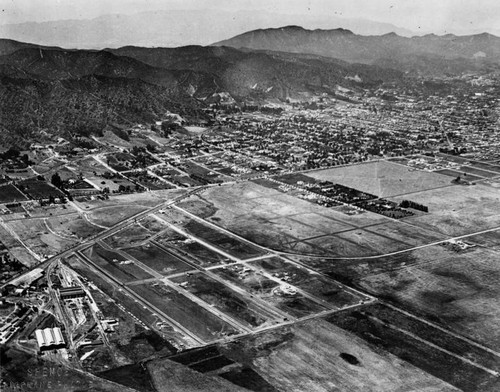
[
  {"left": 76, "top": 250, "right": 205, "bottom": 346},
  {"left": 1, "top": 186, "right": 205, "bottom": 289}
]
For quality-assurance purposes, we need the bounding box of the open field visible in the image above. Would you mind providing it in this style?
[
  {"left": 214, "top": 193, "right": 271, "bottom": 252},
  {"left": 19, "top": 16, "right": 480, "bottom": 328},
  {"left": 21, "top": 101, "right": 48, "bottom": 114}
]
[
  {"left": 95, "top": 130, "right": 133, "bottom": 149},
  {"left": 31, "top": 156, "right": 66, "bottom": 175},
  {"left": 170, "top": 272, "right": 276, "bottom": 329},
  {"left": 123, "top": 243, "right": 194, "bottom": 275},
  {"left": 0, "top": 225, "right": 39, "bottom": 266},
  {"left": 76, "top": 188, "right": 184, "bottom": 214},
  {"left": 164, "top": 346, "right": 277, "bottom": 390},
  {"left": 175, "top": 182, "right": 395, "bottom": 256},
  {"left": 482, "top": 178, "right": 500, "bottom": 189},
  {"left": 164, "top": 239, "right": 232, "bottom": 267},
  {"left": 218, "top": 318, "right": 459, "bottom": 392},
  {"left": 391, "top": 183, "right": 500, "bottom": 236},
  {"left": 86, "top": 205, "right": 150, "bottom": 227},
  {"left": 362, "top": 220, "right": 445, "bottom": 246},
  {"left": 305, "top": 228, "right": 411, "bottom": 257},
  {"left": 318, "top": 244, "right": 500, "bottom": 351},
  {"left": 361, "top": 303, "right": 500, "bottom": 373},
  {"left": 83, "top": 244, "right": 152, "bottom": 283},
  {"left": 6, "top": 245, "right": 39, "bottom": 266},
  {"left": 167, "top": 347, "right": 236, "bottom": 375},
  {"left": 307, "top": 160, "right": 453, "bottom": 197},
  {"left": 333, "top": 228, "right": 412, "bottom": 252},
  {"left": 6, "top": 218, "right": 75, "bottom": 256},
  {"left": 45, "top": 213, "right": 104, "bottom": 240},
  {"left": 327, "top": 306, "right": 499, "bottom": 392},
  {"left": 0, "top": 184, "right": 27, "bottom": 203},
  {"left": 22, "top": 202, "right": 77, "bottom": 219},
  {"left": 283, "top": 212, "right": 356, "bottom": 233},
  {"left": 104, "top": 223, "right": 152, "bottom": 248},
  {"left": 181, "top": 219, "right": 265, "bottom": 260},
  {"left": 468, "top": 161, "right": 500, "bottom": 174},
  {"left": 436, "top": 168, "right": 483, "bottom": 181},
  {"left": 459, "top": 165, "right": 500, "bottom": 178},
  {"left": 468, "top": 228, "right": 500, "bottom": 250},
  {"left": 147, "top": 356, "right": 249, "bottom": 392},
  {"left": 265, "top": 216, "right": 334, "bottom": 241},
  {"left": 130, "top": 282, "right": 239, "bottom": 341}
]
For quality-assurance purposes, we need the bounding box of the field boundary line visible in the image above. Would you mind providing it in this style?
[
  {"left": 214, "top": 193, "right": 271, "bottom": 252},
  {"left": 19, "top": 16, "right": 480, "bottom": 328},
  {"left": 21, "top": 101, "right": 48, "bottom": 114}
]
[
  {"left": 366, "top": 314, "right": 500, "bottom": 377},
  {"left": 383, "top": 302, "right": 500, "bottom": 359}
]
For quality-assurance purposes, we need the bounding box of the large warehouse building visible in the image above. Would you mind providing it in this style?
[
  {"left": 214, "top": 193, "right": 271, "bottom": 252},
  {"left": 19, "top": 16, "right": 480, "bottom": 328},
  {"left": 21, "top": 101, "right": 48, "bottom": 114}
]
[
  {"left": 59, "top": 286, "right": 86, "bottom": 299},
  {"left": 35, "top": 327, "right": 65, "bottom": 350}
]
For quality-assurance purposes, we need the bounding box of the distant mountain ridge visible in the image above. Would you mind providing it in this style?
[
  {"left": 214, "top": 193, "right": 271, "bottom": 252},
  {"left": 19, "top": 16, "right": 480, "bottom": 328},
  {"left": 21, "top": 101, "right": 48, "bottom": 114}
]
[
  {"left": 0, "top": 10, "right": 417, "bottom": 49},
  {"left": 213, "top": 26, "right": 500, "bottom": 74}
]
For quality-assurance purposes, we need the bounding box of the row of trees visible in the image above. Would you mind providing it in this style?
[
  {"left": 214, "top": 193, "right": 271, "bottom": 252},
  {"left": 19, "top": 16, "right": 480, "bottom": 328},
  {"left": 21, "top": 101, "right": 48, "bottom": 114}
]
[{"left": 399, "top": 199, "right": 429, "bottom": 212}]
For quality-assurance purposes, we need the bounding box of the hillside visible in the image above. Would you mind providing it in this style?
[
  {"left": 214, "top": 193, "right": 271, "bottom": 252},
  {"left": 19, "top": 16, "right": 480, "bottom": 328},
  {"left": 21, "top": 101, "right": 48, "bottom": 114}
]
[
  {"left": 0, "top": 74, "right": 205, "bottom": 147},
  {"left": 214, "top": 26, "right": 500, "bottom": 75},
  {"left": 0, "top": 40, "right": 405, "bottom": 147},
  {"left": 0, "top": 48, "right": 181, "bottom": 88},
  {"left": 108, "top": 45, "right": 403, "bottom": 98}
]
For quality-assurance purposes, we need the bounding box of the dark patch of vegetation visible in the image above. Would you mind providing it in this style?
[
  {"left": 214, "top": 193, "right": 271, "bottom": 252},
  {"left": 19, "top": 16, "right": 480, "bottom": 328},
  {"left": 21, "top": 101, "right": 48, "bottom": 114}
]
[
  {"left": 99, "top": 363, "right": 155, "bottom": 392},
  {"left": 340, "top": 352, "right": 360, "bottom": 365},
  {"left": 220, "top": 366, "right": 279, "bottom": 392}
]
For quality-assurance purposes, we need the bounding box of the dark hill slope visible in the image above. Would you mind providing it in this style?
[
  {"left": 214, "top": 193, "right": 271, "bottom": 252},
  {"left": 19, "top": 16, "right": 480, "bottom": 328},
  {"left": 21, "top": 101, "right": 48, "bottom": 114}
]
[
  {"left": 0, "top": 74, "right": 204, "bottom": 147},
  {"left": 0, "top": 48, "right": 180, "bottom": 88},
  {"left": 0, "top": 40, "right": 403, "bottom": 146},
  {"left": 109, "top": 45, "right": 403, "bottom": 98},
  {"left": 0, "top": 38, "right": 65, "bottom": 56}
]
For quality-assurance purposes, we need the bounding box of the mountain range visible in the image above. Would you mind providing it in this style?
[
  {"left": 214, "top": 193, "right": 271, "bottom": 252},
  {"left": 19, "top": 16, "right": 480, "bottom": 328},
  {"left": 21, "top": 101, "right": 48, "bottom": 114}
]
[
  {"left": 0, "top": 10, "right": 417, "bottom": 49},
  {"left": 214, "top": 26, "right": 500, "bottom": 75},
  {"left": 0, "top": 37, "right": 403, "bottom": 147},
  {"left": 0, "top": 25, "right": 499, "bottom": 147}
]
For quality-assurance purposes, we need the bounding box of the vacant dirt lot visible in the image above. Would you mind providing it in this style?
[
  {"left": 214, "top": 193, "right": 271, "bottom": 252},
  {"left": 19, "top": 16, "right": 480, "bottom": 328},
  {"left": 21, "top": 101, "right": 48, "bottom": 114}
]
[
  {"left": 307, "top": 160, "right": 453, "bottom": 197},
  {"left": 392, "top": 183, "right": 500, "bottom": 236}
]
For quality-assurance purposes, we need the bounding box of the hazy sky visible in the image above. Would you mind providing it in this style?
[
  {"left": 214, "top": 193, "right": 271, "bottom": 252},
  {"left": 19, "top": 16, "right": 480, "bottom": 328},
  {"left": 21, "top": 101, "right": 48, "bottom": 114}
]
[{"left": 1, "top": 0, "right": 499, "bottom": 34}]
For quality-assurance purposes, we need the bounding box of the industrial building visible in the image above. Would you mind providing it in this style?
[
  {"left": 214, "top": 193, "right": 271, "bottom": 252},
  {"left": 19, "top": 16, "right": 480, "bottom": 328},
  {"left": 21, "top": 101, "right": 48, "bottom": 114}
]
[
  {"left": 59, "top": 286, "right": 86, "bottom": 299},
  {"left": 34, "top": 327, "right": 65, "bottom": 350}
]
